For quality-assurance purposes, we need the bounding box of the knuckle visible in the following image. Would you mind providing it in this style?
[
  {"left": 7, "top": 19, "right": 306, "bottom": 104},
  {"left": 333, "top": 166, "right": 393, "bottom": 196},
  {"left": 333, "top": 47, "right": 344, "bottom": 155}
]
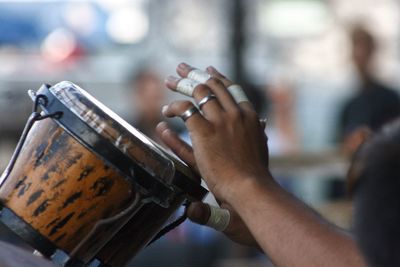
[
  {"left": 173, "top": 100, "right": 193, "bottom": 112},
  {"left": 193, "top": 84, "right": 211, "bottom": 97},
  {"left": 213, "top": 116, "right": 224, "bottom": 127},
  {"left": 246, "top": 110, "right": 259, "bottom": 120},
  {"left": 229, "top": 109, "right": 242, "bottom": 121},
  {"left": 207, "top": 77, "right": 224, "bottom": 88}
]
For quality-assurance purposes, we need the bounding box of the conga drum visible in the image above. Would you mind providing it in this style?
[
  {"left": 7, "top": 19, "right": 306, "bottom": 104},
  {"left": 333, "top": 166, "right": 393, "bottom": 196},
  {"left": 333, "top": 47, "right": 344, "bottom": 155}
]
[{"left": 0, "top": 82, "right": 207, "bottom": 266}]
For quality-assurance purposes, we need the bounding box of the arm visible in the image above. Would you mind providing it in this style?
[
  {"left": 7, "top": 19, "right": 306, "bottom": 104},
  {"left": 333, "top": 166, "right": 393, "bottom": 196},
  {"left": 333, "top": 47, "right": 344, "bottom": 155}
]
[
  {"left": 160, "top": 63, "right": 367, "bottom": 267},
  {"left": 229, "top": 177, "right": 365, "bottom": 267}
]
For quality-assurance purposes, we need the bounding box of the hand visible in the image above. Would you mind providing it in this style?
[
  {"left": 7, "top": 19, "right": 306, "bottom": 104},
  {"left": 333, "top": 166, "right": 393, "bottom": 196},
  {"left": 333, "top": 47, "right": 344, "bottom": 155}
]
[
  {"left": 342, "top": 126, "right": 372, "bottom": 156},
  {"left": 161, "top": 63, "right": 271, "bottom": 202},
  {"left": 156, "top": 122, "right": 259, "bottom": 247}
]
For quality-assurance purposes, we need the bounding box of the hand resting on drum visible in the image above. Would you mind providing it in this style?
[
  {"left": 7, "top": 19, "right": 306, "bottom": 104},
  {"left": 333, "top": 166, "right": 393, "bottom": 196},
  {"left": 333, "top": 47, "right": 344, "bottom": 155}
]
[
  {"left": 158, "top": 63, "right": 367, "bottom": 267},
  {"left": 156, "top": 121, "right": 258, "bottom": 247}
]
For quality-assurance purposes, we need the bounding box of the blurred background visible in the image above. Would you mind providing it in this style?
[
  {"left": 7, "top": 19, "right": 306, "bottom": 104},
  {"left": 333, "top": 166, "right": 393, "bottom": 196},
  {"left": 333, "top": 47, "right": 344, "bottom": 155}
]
[{"left": 0, "top": 0, "right": 399, "bottom": 266}]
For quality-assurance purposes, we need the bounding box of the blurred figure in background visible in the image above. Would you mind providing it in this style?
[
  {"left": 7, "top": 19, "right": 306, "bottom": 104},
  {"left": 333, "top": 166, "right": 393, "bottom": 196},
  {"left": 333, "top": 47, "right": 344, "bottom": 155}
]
[
  {"left": 265, "top": 78, "right": 299, "bottom": 156},
  {"left": 339, "top": 25, "right": 400, "bottom": 155},
  {"left": 128, "top": 67, "right": 166, "bottom": 143}
]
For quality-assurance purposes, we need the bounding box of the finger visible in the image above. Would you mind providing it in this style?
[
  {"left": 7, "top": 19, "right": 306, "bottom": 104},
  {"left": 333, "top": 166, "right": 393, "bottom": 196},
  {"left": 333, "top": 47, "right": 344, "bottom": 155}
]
[
  {"left": 186, "top": 202, "right": 210, "bottom": 225},
  {"left": 156, "top": 122, "right": 198, "bottom": 172},
  {"left": 207, "top": 66, "right": 253, "bottom": 111},
  {"left": 176, "top": 63, "right": 211, "bottom": 83},
  {"left": 165, "top": 75, "right": 223, "bottom": 119},
  {"left": 162, "top": 100, "right": 210, "bottom": 130},
  {"left": 187, "top": 203, "right": 230, "bottom": 232},
  {"left": 206, "top": 66, "right": 231, "bottom": 87},
  {"left": 192, "top": 84, "right": 223, "bottom": 120},
  {"left": 176, "top": 63, "right": 238, "bottom": 111},
  {"left": 165, "top": 75, "right": 200, "bottom": 97},
  {"left": 206, "top": 77, "right": 239, "bottom": 112}
]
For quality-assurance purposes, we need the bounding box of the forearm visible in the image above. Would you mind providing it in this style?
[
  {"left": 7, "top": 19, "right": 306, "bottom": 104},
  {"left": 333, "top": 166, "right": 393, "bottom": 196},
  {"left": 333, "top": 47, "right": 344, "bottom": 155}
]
[{"left": 227, "top": 176, "right": 367, "bottom": 267}]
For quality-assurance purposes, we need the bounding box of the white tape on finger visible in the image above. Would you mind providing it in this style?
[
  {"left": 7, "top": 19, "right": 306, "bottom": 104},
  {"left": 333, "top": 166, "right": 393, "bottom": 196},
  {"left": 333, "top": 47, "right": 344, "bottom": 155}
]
[
  {"left": 176, "top": 78, "right": 201, "bottom": 97},
  {"left": 187, "top": 69, "right": 211, "bottom": 83},
  {"left": 227, "top": 84, "right": 249, "bottom": 103},
  {"left": 206, "top": 205, "right": 231, "bottom": 232}
]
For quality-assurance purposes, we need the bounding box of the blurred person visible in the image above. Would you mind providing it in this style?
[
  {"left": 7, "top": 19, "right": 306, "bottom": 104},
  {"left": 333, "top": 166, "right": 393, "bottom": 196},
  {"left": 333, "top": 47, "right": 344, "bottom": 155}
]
[
  {"left": 265, "top": 79, "right": 299, "bottom": 156},
  {"left": 128, "top": 68, "right": 167, "bottom": 143},
  {"left": 339, "top": 25, "right": 400, "bottom": 155}
]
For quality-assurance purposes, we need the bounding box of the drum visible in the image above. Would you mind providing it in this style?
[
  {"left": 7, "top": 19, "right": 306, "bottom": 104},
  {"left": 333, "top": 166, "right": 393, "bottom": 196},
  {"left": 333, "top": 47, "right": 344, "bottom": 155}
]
[{"left": 0, "top": 82, "right": 207, "bottom": 266}]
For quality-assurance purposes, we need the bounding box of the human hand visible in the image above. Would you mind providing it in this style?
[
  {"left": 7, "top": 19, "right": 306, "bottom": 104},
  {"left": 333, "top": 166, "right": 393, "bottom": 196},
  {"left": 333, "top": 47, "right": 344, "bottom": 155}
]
[
  {"left": 161, "top": 62, "right": 271, "bottom": 203},
  {"left": 156, "top": 121, "right": 259, "bottom": 247}
]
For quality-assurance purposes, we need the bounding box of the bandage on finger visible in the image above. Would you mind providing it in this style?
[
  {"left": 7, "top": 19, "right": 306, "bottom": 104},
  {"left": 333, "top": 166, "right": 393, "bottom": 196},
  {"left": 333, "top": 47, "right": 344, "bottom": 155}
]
[
  {"left": 227, "top": 84, "right": 249, "bottom": 103},
  {"left": 176, "top": 78, "right": 201, "bottom": 97},
  {"left": 206, "top": 204, "right": 231, "bottom": 232},
  {"left": 187, "top": 69, "right": 211, "bottom": 83}
]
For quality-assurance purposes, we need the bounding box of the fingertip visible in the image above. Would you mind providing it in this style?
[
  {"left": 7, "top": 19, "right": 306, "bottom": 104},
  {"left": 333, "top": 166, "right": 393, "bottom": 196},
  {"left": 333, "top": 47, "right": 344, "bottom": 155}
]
[
  {"left": 165, "top": 76, "right": 180, "bottom": 90},
  {"left": 206, "top": 66, "right": 217, "bottom": 73},
  {"left": 161, "top": 105, "right": 169, "bottom": 116},
  {"left": 156, "top": 121, "right": 168, "bottom": 132},
  {"left": 177, "top": 62, "right": 193, "bottom": 77},
  {"left": 178, "top": 62, "right": 190, "bottom": 70},
  {"left": 186, "top": 202, "right": 210, "bottom": 225},
  {"left": 161, "top": 105, "right": 176, "bottom": 118}
]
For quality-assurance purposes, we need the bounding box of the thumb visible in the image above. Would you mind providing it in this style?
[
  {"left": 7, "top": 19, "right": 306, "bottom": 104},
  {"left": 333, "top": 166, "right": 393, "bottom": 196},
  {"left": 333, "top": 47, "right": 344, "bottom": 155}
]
[
  {"left": 186, "top": 202, "right": 231, "bottom": 232},
  {"left": 186, "top": 202, "right": 210, "bottom": 225}
]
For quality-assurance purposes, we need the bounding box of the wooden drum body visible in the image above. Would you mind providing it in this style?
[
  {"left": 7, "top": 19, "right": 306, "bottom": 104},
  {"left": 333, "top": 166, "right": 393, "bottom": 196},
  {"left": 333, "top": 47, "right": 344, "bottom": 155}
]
[{"left": 0, "top": 82, "right": 207, "bottom": 267}]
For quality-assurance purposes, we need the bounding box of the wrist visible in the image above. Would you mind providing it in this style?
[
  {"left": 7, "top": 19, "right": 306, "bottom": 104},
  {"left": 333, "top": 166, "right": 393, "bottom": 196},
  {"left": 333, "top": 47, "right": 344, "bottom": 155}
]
[{"left": 224, "top": 171, "right": 276, "bottom": 206}]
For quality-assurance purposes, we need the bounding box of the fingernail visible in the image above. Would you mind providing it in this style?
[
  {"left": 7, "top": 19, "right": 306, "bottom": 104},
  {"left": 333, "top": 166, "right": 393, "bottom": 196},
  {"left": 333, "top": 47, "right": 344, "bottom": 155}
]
[
  {"left": 161, "top": 105, "right": 169, "bottom": 115},
  {"left": 156, "top": 121, "right": 170, "bottom": 133},
  {"left": 206, "top": 66, "right": 216, "bottom": 72},
  {"left": 165, "top": 75, "right": 179, "bottom": 84},
  {"left": 178, "top": 62, "right": 190, "bottom": 69}
]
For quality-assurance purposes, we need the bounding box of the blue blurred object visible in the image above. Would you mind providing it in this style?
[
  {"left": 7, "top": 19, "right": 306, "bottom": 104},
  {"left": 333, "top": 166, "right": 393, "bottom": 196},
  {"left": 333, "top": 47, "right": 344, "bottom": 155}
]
[{"left": 0, "top": 2, "right": 109, "bottom": 48}]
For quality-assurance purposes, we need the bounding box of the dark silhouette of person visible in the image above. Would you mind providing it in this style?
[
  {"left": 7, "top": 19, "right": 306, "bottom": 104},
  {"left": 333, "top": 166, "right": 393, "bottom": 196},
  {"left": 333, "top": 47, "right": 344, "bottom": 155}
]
[
  {"left": 339, "top": 26, "right": 400, "bottom": 154},
  {"left": 351, "top": 119, "right": 400, "bottom": 267}
]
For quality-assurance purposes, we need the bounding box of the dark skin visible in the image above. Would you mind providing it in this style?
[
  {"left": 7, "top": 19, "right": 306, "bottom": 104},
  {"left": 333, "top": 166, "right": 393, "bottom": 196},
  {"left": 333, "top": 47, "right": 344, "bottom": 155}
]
[{"left": 158, "top": 63, "right": 367, "bottom": 267}]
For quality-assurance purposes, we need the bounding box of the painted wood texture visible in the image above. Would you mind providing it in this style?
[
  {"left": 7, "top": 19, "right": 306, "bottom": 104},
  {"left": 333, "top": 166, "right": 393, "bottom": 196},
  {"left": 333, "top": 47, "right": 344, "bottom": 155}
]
[{"left": 0, "top": 119, "right": 134, "bottom": 253}]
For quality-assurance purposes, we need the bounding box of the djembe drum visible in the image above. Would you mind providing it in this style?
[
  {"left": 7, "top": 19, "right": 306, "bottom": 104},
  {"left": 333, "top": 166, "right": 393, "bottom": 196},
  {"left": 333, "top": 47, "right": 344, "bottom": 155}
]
[{"left": 0, "top": 82, "right": 207, "bottom": 266}]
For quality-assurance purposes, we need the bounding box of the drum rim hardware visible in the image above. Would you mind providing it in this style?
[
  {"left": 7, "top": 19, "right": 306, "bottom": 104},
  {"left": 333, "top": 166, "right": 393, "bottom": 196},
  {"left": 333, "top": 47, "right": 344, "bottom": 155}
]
[{"left": 0, "top": 92, "right": 63, "bottom": 188}]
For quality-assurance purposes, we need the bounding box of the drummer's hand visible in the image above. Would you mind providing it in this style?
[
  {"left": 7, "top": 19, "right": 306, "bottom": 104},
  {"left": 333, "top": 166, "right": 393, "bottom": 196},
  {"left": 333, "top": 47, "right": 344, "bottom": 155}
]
[
  {"left": 187, "top": 202, "right": 259, "bottom": 247},
  {"left": 161, "top": 63, "right": 271, "bottom": 202},
  {"left": 156, "top": 122, "right": 258, "bottom": 247}
]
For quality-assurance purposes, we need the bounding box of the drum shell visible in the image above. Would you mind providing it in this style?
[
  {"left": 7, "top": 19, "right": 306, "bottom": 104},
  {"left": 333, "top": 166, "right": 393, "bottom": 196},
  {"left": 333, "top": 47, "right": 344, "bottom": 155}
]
[
  {"left": 0, "top": 118, "right": 135, "bottom": 255},
  {"left": 95, "top": 198, "right": 184, "bottom": 267}
]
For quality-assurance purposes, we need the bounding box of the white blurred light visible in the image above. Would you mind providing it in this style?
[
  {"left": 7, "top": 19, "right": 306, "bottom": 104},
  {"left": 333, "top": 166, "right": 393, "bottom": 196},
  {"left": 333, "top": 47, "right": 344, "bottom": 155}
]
[
  {"left": 41, "top": 28, "right": 76, "bottom": 62},
  {"left": 165, "top": 1, "right": 222, "bottom": 52},
  {"left": 64, "top": 2, "right": 98, "bottom": 36},
  {"left": 260, "top": 0, "right": 331, "bottom": 38},
  {"left": 106, "top": 7, "right": 149, "bottom": 44},
  {"left": 95, "top": 0, "right": 142, "bottom": 11}
]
